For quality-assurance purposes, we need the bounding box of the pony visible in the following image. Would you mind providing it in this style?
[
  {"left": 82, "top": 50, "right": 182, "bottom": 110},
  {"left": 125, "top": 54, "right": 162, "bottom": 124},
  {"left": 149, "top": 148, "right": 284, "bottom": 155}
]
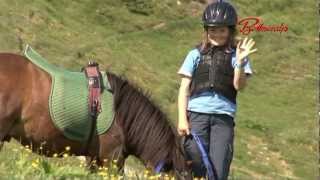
[{"left": 0, "top": 53, "right": 192, "bottom": 179}]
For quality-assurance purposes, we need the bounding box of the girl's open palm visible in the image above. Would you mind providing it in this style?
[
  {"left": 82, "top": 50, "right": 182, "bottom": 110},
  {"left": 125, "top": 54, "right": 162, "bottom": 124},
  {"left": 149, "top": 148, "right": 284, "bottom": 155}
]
[{"left": 236, "top": 37, "right": 258, "bottom": 62}]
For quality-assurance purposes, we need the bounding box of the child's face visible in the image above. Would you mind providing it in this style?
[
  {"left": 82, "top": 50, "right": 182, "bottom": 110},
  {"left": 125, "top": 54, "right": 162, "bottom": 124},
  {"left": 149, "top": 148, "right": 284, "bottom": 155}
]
[{"left": 207, "top": 26, "right": 230, "bottom": 46}]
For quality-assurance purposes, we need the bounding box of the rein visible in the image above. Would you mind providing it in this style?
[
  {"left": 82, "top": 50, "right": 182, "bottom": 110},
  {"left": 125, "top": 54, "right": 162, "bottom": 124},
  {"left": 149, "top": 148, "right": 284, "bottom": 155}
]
[{"left": 191, "top": 131, "right": 217, "bottom": 180}]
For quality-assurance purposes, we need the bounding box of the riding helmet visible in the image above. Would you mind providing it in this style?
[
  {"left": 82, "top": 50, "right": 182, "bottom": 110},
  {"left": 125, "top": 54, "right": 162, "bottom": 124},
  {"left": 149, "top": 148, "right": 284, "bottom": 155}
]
[{"left": 202, "top": 0, "right": 238, "bottom": 27}]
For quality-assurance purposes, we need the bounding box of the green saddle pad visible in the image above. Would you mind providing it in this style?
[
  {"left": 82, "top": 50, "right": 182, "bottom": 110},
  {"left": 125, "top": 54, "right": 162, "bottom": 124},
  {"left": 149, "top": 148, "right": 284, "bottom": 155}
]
[{"left": 24, "top": 45, "right": 114, "bottom": 142}]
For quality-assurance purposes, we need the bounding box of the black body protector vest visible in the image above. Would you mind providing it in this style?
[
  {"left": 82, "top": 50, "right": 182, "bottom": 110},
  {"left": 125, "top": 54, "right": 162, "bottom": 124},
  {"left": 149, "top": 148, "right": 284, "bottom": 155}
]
[{"left": 190, "top": 46, "right": 237, "bottom": 104}]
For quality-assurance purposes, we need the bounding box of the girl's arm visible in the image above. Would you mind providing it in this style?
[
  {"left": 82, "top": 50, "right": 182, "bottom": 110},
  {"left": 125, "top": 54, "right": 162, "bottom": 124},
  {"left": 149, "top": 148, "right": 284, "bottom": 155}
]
[
  {"left": 233, "top": 66, "right": 249, "bottom": 91},
  {"left": 234, "top": 37, "right": 257, "bottom": 91},
  {"left": 177, "top": 76, "right": 192, "bottom": 136}
]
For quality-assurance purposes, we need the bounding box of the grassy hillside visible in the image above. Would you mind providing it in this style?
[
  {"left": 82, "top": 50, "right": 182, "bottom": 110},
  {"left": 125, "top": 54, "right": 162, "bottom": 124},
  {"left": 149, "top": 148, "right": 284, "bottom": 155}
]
[{"left": 0, "top": 0, "right": 317, "bottom": 179}]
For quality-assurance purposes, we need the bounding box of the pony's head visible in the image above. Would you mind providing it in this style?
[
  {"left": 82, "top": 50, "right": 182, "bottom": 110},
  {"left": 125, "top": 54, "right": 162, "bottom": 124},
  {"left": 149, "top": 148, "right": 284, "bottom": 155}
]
[{"left": 105, "top": 71, "right": 193, "bottom": 179}]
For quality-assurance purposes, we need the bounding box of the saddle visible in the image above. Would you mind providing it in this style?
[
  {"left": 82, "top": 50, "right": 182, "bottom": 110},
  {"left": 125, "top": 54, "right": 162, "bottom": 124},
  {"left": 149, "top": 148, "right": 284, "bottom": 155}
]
[{"left": 24, "top": 45, "right": 114, "bottom": 143}]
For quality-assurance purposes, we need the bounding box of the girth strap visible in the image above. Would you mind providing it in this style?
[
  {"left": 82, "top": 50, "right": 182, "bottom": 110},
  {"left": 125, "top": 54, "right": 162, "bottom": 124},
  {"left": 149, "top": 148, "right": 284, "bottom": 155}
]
[
  {"left": 84, "top": 62, "right": 102, "bottom": 116},
  {"left": 81, "top": 61, "right": 102, "bottom": 155}
]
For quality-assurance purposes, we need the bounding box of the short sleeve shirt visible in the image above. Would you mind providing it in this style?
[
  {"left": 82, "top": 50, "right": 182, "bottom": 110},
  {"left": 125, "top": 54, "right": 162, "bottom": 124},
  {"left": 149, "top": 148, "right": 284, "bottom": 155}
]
[{"left": 177, "top": 48, "right": 253, "bottom": 118}]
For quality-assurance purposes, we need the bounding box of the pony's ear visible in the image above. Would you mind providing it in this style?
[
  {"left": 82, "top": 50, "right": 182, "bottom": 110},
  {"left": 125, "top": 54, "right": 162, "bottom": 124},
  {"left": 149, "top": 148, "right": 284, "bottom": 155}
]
[
  {"left": 179, "top": 135, "right": 191, "bottom": 158},
  {"left": 179, "top": 136, "right": 186, "bottom": 155}
]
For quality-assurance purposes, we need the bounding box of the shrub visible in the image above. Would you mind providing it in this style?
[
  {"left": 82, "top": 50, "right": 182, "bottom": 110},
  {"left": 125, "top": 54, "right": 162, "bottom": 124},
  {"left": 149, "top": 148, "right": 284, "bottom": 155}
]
[{"left": 122, "top": 0, "right": 154, "bottom": 15}]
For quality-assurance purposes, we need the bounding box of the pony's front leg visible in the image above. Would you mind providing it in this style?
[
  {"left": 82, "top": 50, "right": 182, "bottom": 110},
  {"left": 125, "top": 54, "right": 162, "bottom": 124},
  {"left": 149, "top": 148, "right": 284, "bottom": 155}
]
[
  {"left": 0, "top": 116, "right": 16, "bottom": 151},
  {"left": 84, "top": 156, "right": 100, "bottom": 172},
  {"left": 96, "top": 138, "right": 127, "bottom": 177}
]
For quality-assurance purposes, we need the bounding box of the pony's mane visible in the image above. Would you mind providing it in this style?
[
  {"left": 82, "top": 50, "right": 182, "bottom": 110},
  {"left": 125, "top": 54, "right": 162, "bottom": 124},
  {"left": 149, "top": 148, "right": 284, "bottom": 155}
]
[{"left": 106, "top": 71, "right": 181, "bottom": 167}]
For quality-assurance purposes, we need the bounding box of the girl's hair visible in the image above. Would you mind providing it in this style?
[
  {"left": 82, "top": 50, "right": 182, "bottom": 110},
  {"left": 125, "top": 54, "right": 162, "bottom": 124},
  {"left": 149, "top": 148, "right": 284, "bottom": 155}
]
[{"left": 196, "top": 25, "right": 238, "bottom": 54}]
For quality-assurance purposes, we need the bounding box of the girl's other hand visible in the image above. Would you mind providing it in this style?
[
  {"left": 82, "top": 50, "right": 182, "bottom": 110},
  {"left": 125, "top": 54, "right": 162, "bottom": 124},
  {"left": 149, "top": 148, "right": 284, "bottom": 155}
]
[{"left": 178, "top": 118, "right": 190, "bottom": 136}]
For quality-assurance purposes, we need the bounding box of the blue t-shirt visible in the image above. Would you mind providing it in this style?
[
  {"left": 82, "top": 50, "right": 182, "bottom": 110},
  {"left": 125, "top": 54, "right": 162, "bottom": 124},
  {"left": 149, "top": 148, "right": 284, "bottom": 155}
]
[{"left": 177, "top": 48, "right": 253, "bottom": 118}]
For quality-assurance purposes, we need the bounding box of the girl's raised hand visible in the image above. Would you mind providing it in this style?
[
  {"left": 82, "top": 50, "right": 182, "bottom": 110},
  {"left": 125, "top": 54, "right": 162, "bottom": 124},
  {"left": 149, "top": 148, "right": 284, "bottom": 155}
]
[{"left": 236, "top": 37, "right": 257, "bottom": 63}]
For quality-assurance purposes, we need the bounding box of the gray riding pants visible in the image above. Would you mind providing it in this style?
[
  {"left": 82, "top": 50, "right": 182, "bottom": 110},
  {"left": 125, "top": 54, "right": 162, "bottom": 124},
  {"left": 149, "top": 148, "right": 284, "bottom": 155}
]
[{"left": 183, "top": 111, "right": 235, "bottom": 180}]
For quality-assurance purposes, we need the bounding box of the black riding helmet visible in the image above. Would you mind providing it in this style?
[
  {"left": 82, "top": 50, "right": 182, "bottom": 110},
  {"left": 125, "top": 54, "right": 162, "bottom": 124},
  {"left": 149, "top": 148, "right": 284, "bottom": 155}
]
[{"left": 202, "top": 0, "right": 238, "bottom": 28}]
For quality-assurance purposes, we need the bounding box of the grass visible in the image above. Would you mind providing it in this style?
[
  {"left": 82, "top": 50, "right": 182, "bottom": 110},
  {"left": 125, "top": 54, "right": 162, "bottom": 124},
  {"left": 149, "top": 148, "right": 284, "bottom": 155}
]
[
  {"left": 0, "top": 141, "right": 172, "bottom": 179},
  {"left": 0, "top": 0, "right": 317, "bottom": 179}
]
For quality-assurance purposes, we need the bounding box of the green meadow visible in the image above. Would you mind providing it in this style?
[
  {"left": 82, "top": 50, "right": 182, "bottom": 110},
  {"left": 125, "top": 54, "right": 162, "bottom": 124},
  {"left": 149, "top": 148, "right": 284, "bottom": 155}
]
[{"left": 0, "top": 0, "right": 317, "bottom": 179}]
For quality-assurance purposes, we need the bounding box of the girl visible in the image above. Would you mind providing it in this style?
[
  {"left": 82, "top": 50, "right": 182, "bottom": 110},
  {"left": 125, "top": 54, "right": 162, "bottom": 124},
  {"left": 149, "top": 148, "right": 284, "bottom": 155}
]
[{"left": 177, "top": 1, "right": 257, "bottom": 179}]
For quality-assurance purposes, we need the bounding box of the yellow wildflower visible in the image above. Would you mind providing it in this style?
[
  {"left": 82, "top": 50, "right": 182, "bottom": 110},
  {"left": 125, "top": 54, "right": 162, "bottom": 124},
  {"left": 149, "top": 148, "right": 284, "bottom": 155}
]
[
  {"left": 31, "top": 161, "right": 39, "bottom": 169},
  {"left": 63, "top": 153, "right": 69, "bottom": 158},
  {"left": 65, "top": 146, "right": 71, "bottom": 151},
  {"left": 98, "top": 171, "right": 108, "bottom": 177}
]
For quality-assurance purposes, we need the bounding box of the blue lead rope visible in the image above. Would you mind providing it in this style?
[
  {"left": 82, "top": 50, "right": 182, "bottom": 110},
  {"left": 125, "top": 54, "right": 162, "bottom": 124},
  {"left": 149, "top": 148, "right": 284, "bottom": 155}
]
[
  {"left": 154, "top": 160, "right": 165, "bottom": 173},
  {"left": 191, "top": 131, "right": 217, "bottom": 180},
  {"left": 155, "top": 132, "right": 217, "bottom": 179}
]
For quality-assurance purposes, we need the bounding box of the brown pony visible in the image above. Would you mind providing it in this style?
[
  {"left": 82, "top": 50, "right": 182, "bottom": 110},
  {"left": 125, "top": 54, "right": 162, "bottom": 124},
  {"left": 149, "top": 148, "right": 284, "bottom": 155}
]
[{"left": 0, "top": 53, "right": 192, "bottom": 179}]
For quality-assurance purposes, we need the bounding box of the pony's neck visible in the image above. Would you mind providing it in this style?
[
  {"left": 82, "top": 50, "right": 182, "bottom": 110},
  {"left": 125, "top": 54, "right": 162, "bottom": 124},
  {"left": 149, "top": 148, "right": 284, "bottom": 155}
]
[{"left": 108, "top": 72, "right": 178, "bottom": 170}]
